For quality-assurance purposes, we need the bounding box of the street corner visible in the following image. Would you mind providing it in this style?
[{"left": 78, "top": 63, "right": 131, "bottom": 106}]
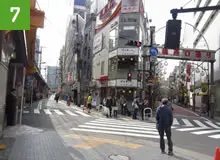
[{"left": 62, "top": 133, "right": 143, "bottom": 150}]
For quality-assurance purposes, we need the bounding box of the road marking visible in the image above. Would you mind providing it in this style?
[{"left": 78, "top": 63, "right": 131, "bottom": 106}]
[
  {"left": 54, "top": 109, "right": 64, "bottom": 115},
  {"left": 77, "top": 125, "right": 159, "bottom": 135},
  {"left": 92, "top": 120, "right": 156, "bottom": 127},
  {"left": 204, "top": 121, "right": 220, "bottom": 129},
  {"left": 85, "top": 122, "right": 158, "bottom": 131},
  {"left": 37, "top": 100, "right": 42, "bottom": 110},
  {"left": 217, "top": 122, "right": 220, "bottom": 125},
  {"left": 92, "top": 120, "right": 177, "bottom": 129},
  {"left": 71, "top": 128, "right": 161, "bottom": 139},
  {"left": 193, "top": 120, "right": 208, "bottom": 128},
  {"left": 34, "top": 109, "right": 40, "bottom": 114},
  {"left": 75, "top": 111, "right": 91, "bottom": 117},
  {"left": 64, "top": 134, "right": 142, "bottom": 149},
  {"left": 192, "top": 129, "right": 220, "bottom": 135},
  {"left": 182, "top": 119, "right": 193, "bottom": 126},
  {"left": 208, "top": 134, "right": 220, "bottom": 139},
  {"left": 44, "top": 109, "right": 52, "bottom": 115},
  {"left": 177, "top": 127, "right": 210, "bottom": 132},
  {"left": 64, "top": 110, "right": 78, "bottom": 116},
  {"left": 173, "top": 118, "right": 180, "bottom": 125}
]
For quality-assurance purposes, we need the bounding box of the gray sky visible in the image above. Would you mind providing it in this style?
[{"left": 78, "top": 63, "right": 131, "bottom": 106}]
[{"left": 37, "top": 0, "right": 194, "bottom": 78}]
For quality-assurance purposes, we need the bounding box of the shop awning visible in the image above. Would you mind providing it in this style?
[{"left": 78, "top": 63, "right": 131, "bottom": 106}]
[{"left": 96, "top": 76, "right": 109, "bottom": 81}]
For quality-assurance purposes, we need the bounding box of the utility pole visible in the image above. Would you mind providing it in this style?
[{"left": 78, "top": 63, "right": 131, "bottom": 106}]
[{"left": 148, "top": 26, "right": 156, "bottom": 108}]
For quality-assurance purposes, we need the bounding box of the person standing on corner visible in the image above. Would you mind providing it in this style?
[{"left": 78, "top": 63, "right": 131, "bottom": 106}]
[
  {"left": 156, "top": 98, "right": 174, "bottom": 156},
  {"left": 87, "top": 93, "right": 92, "bottom": 114}
]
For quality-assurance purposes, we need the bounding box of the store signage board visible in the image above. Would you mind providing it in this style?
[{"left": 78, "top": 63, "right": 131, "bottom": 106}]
[
  {"left": 153, "top": 47, "right": 216, "bottom": 62},
  {"left": 118, "top": 48, "right": 139, "bottom": 56}
]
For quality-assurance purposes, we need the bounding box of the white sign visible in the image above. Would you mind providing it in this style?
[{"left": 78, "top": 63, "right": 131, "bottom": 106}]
[
  {"left": 108, "top": 80, "right": 116, "bottom": 86},
  {"left": 121, "top": 0, "right": 140, "bottom": 13},
  {"left": 109, "top": 49, "right": 118, "bottom": 58},
  {"left": 93, "top": 34, "right": 103, "bottom": 54},
  {"left": 150, "top": 56, "right": 157, "bottom": 62},
  {"left": 116, "top": 79, "right": 137, "bottom": 87},
  {"left": 118, "top": 48, "right": 139, "bottom": 56}
]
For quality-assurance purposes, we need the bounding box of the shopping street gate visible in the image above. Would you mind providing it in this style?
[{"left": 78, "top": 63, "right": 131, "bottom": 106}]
[{"left": 146, "top": 47, "right": 216, "bottom": 62}]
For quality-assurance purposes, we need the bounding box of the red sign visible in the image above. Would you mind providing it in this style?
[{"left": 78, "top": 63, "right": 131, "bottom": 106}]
[
  {"left": 173, "top": 49, "right": 179, "bottom": 56},
  {"left": 195, "top": 51, "right": 201, "bottom": 58},
  {"left": 99, "top": 0, "right": 116, "bottom": 20},
  {"left": 162, "top": 48, "right": 168, "bottom": 55}
]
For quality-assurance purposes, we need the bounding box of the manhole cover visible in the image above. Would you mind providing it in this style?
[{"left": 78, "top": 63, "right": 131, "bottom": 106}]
[{"left": 109, "top": 154, "right": 130, "bottom": 160}]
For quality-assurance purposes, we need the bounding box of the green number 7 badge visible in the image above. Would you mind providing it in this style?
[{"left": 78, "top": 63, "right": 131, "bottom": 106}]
[{"left": 0, "top": 0, "right": 30, "bottom": 30}]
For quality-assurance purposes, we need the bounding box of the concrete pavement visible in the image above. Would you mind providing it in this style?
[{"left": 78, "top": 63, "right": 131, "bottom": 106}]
[{"left": 0, "top": 97, "right": 217, "bottom": 160}]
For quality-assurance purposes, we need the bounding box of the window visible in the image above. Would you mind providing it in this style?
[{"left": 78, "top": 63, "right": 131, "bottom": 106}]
[
  {"left": 109, "top": 27, "right": 118, "bottom": 51},
  {"left": 101, "top": 61, "right": 105, "bottom": 75}
]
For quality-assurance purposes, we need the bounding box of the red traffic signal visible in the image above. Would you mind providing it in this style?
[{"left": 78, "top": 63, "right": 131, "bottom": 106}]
[
  {"left": 127, "top": 73, "right": 132, "bottom": 81},
  {"left": 126, "top": 40, "right": 142, "bottom": 47},
  {"left": 137, "top": 73, "right": 142, "bottom": 82}
]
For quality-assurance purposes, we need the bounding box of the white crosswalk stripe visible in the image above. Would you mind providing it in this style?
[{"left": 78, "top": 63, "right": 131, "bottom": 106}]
[
  {"left": 75, "top": 111, "right": 91, "bottom": 117},
  {"left": 44, "top": 109, "right": 52, "bottom": 115},
  {"left": 34, "top": 109, "right": 40, "bottom": 114},
  {"left": 54, "top": 109, "right": 64, "bottom": 115},
  {"left": 182, "top": 119, "right": 193, "bottom": 127},
  {"left": 24, "top": 107, "right": 90, "bottom": 117},
  {"left": 64, "top": 110, "right": 78, "bottom": 116},
  {"left": 70, "top": 118, "right": 165, "bottom": 139},
  {"left": 173, "top": 118, "right": 180, "bottom": 125},
  {"left": 173, "top": 118, "right": 220, "bottom": 139}
]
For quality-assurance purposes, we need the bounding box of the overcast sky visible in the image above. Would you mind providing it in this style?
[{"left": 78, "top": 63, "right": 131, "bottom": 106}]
[{"left": 37, "top": 0, "right": 194, "bottom": 78}]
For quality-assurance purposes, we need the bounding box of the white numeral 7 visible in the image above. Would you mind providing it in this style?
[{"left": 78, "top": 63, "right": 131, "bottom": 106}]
[{"left": 10, "top": 7, "right": 20, "bottom": 23}]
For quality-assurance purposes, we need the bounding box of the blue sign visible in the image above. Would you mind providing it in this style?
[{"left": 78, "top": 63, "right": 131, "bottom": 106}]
[
  {"left": 74, "top": 0, "right": 86, "bottom": 6},
  {"left": 149, "top": 45, "right": 158, "bottom": 56}
]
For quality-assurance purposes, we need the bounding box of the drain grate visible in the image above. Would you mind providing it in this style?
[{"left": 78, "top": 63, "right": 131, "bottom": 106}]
[{"left": 109, "top": 154, "right": 130, "bottom": 160}]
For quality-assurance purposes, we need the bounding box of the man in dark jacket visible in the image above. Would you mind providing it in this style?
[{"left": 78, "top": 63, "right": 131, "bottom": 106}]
[{"left": 156, "top": 98, "right": 174, "bottom": 155}]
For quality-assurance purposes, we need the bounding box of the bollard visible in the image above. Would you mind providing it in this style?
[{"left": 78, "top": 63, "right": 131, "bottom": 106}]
[{"left": 143, "top": 107, "right": 153, "bottom": 121}]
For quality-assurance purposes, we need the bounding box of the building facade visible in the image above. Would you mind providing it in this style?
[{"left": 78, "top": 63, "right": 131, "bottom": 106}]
[
  {"left": 80, "top": 13, "right": 96, "bottom": 98},
  {"left": 92, "top": 0, "right": 148, "bottom": 105},
  {"left": 47, "top": 66, "right": 59, "bottom": 92},
  {"left": 192, "top": 0, "right": 220, "bottom": 116}
]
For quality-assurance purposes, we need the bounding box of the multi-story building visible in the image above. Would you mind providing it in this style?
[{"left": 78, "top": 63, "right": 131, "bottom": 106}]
[
  {"left": 35, "top": 37, "right": 40, "bottom": 67},
  {"left": 192, "top": 0, "right": 220, "bottom": 116},
  {"left": 47, "top": 66, "right": 59, "bottom": 92},
  {"left": 92, "top": 0, "right": 148, "bottom": 105},
  {"left": 80, "top": 13, "right": 96, "bottom": 98}
]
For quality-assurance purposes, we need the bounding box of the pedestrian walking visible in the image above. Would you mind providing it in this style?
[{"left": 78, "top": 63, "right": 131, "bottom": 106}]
[
  {"left": 106, "top": 95, "right": 113, "bottom": 118},
  {"left": 156, "top": 98, "right": 174, "bottom": 156},
  {"left": 54, "top": 93, "right": 59, "bottom": 103},
  {"left": 132, "top": 96, "right": 139, "bottom": 119}
]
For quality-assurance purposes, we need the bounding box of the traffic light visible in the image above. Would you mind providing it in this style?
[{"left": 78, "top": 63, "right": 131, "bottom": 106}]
[
  {"left": 164, "top": 19, "right": 182, "bottom": 49},
  {"left": 137, "top": 73, "right": 142, "bottom": 82},
  {"left": 126, "top": 40, "right": 142, "bottom": 47},
  {"left": 127, "top": 73, "right": 132, "bottom": 81}
]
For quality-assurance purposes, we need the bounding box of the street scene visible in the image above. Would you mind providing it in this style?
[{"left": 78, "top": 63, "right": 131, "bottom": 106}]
[{"left": 0, "top": 0, "right": 220, "bottom": 160}]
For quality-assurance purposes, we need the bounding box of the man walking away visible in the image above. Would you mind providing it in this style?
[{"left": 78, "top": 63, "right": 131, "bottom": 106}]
[
  {"left": 156, "top": 98, "right": 174, "bottom": 156},
  {"left": 87, "top": 93, "right": 92, "bottom": 114}
]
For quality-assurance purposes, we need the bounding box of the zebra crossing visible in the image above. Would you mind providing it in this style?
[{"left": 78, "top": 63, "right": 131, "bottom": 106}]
[
  {"left": 70, "top": 117, "right": 220, "bottom": 139},
  {"left": 23, "top": 107, "right": 91, "bottom": 117},
  {"left": 173, "top": 117, "right": 220, "bottom": 139},
  {"left": 70, "top": 118, "right": 177, "bottom": 139}
]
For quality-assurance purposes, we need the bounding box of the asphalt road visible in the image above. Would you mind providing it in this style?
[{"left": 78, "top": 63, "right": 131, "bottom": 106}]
[{"left": 16, "top": 97, "right": 219, "bottom": 160}]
